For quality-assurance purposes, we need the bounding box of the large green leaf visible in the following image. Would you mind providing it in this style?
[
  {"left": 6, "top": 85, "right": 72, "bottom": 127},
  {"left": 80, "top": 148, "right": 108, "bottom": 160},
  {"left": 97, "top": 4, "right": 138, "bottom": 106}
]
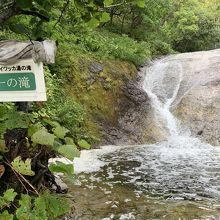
[
  {"left": 11, "top": 156, "right": 35, "bottom": 176},
  {"left": 5, "top": 112, "right": 29, "bottom": 129},
  {"left": 100, "top": 12, "right": 110, "bottom": 23},
  {"left": 56, "top": 145, "right": 80, "bottom": 160},
  {"left": 77, "top": 139, "right": 91, "bottom": 149},
  {"left": 16, "top": 194, "right": 32, "bottom": 220},
  {"left": 49, "top": 161, "right": 74, "bottom": 176},
  {"left": 3, "top": 189, "right": 17, "bottom": 203},
  {"left": 31, "top": 128, "right": 55, "bottom": 146},
  {"left": 53, "top": 126, "right": 69, "bottom": 139},
  {"left": 0, "top": 211, "right": 13, "bottom": 220},
  {"left": 64, "top": 137, "right": 74, "bottom": 145},
  {"left": 104, "top": 0, "right": 113, "bottom": 6},
  {"left": 32, "top": 196, "right": 47, "bottom": 220},
  {"left": 0, "top": 189, "right": 17, "bottom": 209}
]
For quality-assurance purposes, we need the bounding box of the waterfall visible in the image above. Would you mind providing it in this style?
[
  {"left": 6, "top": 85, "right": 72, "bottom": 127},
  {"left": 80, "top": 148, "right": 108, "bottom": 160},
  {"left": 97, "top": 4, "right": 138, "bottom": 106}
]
[
  {"left": 143, "top": 59, "right": 184, "bottom": 137},
  {"left": 72, "top": 50, "right": 220, "bottom": 219}
]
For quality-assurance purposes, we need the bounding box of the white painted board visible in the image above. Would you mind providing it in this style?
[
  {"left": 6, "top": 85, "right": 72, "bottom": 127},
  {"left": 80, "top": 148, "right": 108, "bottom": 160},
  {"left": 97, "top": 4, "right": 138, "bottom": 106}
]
[{"left": 0, "top": 59, "right": 47, "bottom": 102}]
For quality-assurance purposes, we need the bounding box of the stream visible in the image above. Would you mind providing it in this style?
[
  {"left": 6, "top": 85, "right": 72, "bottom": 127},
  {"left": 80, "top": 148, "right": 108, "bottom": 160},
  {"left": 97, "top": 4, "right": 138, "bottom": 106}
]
[{"left": 68, "top": 53, "right": 220, "bottom": 220}]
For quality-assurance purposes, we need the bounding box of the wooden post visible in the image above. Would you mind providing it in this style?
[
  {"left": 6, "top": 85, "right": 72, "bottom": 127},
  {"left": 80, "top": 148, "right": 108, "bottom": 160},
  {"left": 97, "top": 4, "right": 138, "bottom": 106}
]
[{"left": 16, "top": 102, "right": 29, "bottom": 112}]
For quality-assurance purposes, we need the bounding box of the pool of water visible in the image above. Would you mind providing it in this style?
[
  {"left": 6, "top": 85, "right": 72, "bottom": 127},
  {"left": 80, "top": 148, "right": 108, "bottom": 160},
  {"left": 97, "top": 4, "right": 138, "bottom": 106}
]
[{"left": 67, "top": 136, "right": 220, "bottom": 219}]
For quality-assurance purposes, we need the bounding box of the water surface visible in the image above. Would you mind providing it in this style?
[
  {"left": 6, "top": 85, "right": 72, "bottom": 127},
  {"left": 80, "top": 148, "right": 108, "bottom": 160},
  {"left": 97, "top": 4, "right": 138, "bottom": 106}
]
[{"left": 70, "top": 137, "right": 220, "bottom": 219}]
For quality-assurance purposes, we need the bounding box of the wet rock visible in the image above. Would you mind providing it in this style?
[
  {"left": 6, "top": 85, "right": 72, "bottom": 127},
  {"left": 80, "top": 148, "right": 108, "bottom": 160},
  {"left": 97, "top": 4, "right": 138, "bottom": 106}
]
[
  {"left": 174, "top": 83, "right": 220, "bottom": 145},
  {"left": 101, "top": 73, "right": 167, "bottom": 145},
  {"left": 124, "top": 81, "right": 148, "bottom": 104},
  {"left": 88, "top": 62, "right": 103, "bottom": 74},
  {"left": 165, "top": 49, "right": 220, "bottom": 146},
  {"left": 53, "top": 175, "right": 68, "bottom": 193}
]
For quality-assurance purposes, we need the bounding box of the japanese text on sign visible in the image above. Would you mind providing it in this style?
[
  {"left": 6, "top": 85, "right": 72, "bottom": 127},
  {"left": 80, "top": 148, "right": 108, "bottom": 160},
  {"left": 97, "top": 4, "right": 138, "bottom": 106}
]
[
  {"left": 0, "top": 73, "right": 36, "bottom": 91},
  {"left": 0, "top": 65, "right": 32, "bottom": 72}
]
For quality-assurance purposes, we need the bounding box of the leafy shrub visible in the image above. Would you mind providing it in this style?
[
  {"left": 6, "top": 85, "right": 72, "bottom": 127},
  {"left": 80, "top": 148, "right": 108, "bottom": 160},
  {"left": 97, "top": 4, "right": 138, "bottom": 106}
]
[
  {"left": 0, "top": 189, "right": 70, "bottom": 220},
  {"left": 39, "top": 67, "right": 89, "bottom": 141},
  {"left": 55, "top": 29, "right": 151, "bottom": 66},
  {"left": 150, "top": 39, "right": 174, "bottom": 56}
]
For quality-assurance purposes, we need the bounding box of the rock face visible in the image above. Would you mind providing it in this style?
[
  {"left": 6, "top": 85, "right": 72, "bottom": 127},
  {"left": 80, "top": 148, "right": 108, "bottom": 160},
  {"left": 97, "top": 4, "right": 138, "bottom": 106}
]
[
  {"left": 174, "top": 79, "right": 220, "bottom": 146},
  {"left": 172, "top": 50, "right": 220, "bottom": 145},
  {"left": 103, "top": 78, "right": 152, "bottom": 145},
  {"left": 102, "top": 70, "right": 166, "bottom": 145},
  {"left": 100, "top": 75, "right": 150, "bottom": 145},
  {"left": 141, "top": 49, "right": 220, "bottom": 146}
]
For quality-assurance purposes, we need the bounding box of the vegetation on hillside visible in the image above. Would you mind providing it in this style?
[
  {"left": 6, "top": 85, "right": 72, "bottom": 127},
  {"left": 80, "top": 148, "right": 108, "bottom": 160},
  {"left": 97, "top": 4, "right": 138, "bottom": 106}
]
[{"left": 0, "top": 0, "right": 219, "bottom": 219}]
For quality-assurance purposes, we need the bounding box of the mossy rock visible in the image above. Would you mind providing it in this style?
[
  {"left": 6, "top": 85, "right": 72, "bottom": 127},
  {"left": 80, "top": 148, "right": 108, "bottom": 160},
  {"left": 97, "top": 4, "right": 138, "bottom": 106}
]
[{"left": 51, "top": 49, "right": 137, "bottom": 144}]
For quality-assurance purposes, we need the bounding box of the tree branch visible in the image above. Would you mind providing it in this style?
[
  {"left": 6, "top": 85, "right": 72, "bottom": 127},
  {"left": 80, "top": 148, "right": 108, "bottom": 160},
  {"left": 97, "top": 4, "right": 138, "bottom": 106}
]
[
  {"left": 21, "top": 9, "right": 49, "bottom": 22},
  {"left": 0, "top": 3, "right": 49, "bottom": 24},
  {"left": 54, "top": 0, "right": 70, "bottom": 28}
]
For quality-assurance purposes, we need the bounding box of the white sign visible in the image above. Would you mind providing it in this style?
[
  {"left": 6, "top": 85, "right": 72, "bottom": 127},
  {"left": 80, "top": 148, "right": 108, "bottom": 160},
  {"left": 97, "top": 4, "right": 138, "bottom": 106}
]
[{"left": 0, "top": 59, "right": 47, "bottom": 102}]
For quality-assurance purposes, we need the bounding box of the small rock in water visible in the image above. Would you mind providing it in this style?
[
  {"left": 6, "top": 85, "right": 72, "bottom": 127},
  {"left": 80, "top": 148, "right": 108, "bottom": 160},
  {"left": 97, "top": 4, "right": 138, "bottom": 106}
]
[{"left": 53, "top": 175, "right": 68, "bottom": 193}]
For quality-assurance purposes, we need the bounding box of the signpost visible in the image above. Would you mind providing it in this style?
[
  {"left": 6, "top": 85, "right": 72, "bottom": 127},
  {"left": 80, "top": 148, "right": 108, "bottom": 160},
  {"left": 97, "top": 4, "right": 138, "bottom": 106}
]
[{"left": 0, "top": 58, "right": 47, "bottom": 101}]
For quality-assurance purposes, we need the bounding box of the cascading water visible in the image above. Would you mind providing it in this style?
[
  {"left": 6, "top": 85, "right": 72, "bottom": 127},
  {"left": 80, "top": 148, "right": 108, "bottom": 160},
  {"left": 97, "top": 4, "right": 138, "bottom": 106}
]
[
  {"left": 67, "top": 51, "right": 220, "bottom": 219},
  {"left": 142, "top": 60, "right": 183, "bottom": 136}
]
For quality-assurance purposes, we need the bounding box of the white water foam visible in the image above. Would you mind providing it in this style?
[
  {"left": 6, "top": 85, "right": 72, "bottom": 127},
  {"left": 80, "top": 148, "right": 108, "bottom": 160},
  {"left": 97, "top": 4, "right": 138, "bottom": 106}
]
[
  {"left": 73, "top": 145, "right": 122, "bottom": 174},
  {"left": 142, "top": 59, "right": 183, "bottom": 136}
]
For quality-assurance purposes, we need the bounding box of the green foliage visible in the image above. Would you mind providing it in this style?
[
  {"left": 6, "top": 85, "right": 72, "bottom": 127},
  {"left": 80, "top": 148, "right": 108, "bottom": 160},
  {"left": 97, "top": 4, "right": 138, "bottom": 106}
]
[
  {"left": 0, "top": 190, "right": 70, "bottom": 220},
  {"left": 0, "top": 104, "right": 30, "bottom": 138},
  {"left": 42, "top": 67, "right": 90, "bottom": 141},
  {"left": 55, "top": 145, "right": 80, "bottom": 161},
  {"left": 166, "top": 1, "right": 220, "bottom": 51},
  {"left": 0, "top": 104, "right": 75, "bottom": 218},
  {"left": 53, "top": 125, "right": 69, "bottom": 140},
  {"left": 0, "top": 211, "right": 13, "bottom": 220},
  {"left": 57, "top": 30, "right": 151, "bottom": 66},
  {"left": 31, "top": 128, "right": 55, "bottom": 146},
  {"left": 11, "top": 156, "right": 35, "bottom": 176},
  {"left": 29, "top": 114, "right": 82, "bottom": 163},
  {"left": 101, "top": 0, "right": 220, "bottom": 53},
  {"left": 0, "top": 102, "right": 83, "bottom": 181},
  {"left": 41, "top": 192, "right": 70, "bottom": 218},
  {"left": 49, "top": 161, "right": 74, "bottom": 177},
  {"left": 0, "top": 0, "right": 219, "bottom": 219},
  {"left": 0, "top": 189, "right": 17, "bottom": 209},
  {"left": 77, "top": 139, "right": 91, "bottom": 150}
]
